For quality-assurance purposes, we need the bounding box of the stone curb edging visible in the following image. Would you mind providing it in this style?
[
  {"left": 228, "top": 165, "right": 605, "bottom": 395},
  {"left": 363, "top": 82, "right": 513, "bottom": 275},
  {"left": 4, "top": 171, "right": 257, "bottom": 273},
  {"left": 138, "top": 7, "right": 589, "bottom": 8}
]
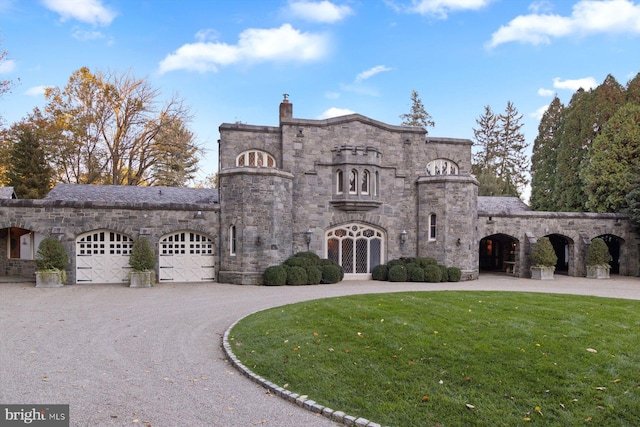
[{"left": 222, "top": 314, "right": 386, "bottom": 427}]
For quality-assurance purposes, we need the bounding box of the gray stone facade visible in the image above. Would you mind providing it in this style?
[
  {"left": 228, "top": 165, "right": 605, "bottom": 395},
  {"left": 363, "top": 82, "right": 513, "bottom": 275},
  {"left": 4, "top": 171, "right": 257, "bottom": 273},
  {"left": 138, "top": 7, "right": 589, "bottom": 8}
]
[{"left": 0, "top": 97, "right": 637, "bottom": 285}]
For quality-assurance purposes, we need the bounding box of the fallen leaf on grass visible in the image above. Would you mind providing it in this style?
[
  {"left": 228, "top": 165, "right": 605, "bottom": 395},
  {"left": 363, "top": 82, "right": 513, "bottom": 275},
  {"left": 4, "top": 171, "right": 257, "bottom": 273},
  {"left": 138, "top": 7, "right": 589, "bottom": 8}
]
[
  {"left": 422, "top": 395, "right": 429, "bottom": 402},
  {"left": 595, "top": 387, "right": 606, "bottom": 391},
  {"left": 465, "top": 404, "right": 475, "bottom": 410},
  {"left": 586, "top": 348, "right": 597, "bottom": 353}
]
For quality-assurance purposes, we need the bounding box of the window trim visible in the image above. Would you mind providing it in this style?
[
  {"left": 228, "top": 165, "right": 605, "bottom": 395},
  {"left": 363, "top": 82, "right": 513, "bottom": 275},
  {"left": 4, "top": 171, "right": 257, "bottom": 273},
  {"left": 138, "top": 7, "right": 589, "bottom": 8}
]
[
  {"left": 229, "top": 225, "right": 237, "bottom": 256},
  {"left": 429, "top": 214, "right": 437, "bottom": 241},
  {"left": 236, "top": 150, "right": 276, "bottom": 168},
  {"left": 336, "top": 169, "right": 344, "bottom": 194}
]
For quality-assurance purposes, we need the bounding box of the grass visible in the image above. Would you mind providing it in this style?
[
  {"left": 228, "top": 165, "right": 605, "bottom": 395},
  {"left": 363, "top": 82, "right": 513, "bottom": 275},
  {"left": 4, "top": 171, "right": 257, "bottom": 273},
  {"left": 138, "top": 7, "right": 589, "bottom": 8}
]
[{"left": 229, "top": 291, "right": 640, "bottom": 426}]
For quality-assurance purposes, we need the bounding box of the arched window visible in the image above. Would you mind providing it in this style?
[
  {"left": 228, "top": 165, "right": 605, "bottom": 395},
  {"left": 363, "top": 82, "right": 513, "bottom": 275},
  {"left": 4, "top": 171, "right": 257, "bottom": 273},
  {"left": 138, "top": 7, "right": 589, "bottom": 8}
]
[
  {"left": 361, "top": 170, "right": 370, "bottom": 195},
  {"left": 229, "top": 225, "right": 237, "bottom": 256},
  {"left": 429, "top": 214, "right": 437, "bottom": 241},
  {"left": 349, "top": 170, "right": 358, "bottom": 194},
  {"left": 236, "top": 150, "right": 276, "bottom": 168},
  {"left": 326, "top": 223, "right": 384, "bottom": 276},
  {"left": 426, "top": 159, "right": 458, "bottom": 176},
  {"left": 336, "top": 170, "right": 344, "bottom": 194}
]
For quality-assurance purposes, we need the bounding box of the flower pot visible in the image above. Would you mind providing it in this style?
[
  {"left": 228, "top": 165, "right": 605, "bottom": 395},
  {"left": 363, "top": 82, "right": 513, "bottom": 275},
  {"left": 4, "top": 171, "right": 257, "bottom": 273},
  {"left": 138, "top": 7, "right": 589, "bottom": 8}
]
[
  {"left": 35, "top": 270, "right": 65, "bottom": 288},
  {"left": 530, "top": 266, "right": 554, "bottom": 280},
  {"left": 129, "top": 271, "right": 154, "bottom": 288},
  {"left": 586, "top": 265, "right": 610, "bottom": 279}
]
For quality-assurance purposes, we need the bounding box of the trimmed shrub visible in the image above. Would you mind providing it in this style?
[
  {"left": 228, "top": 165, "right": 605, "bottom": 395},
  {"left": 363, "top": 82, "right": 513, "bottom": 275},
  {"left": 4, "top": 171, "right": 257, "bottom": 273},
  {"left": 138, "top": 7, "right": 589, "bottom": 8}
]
[
  {"left": 386, "top": 259, "right": 404, "bottom": 269},
  {"left": 371, "top": 264, "right": 388, "bottom": 281},
  {"left": 306, "top": 265, "right": 322, "bottom": 285},
  {"left": 416, "top": 257, "right": 437, "bottom": 268},
  {"left": 586, "top": 238, "right": 610, "bottom": 267},
  {"left": 437, "top": 265, "right": 448, "bottom": 282},
  {"left": 320, "top": 265, "right": 343, "bottom": 284},
  {"left": 401, "top": 257, "right": 417, "bottom": 265},
  {"left": 35, "top": 237, "right": 68, "bottom": 271},
  {"left": 388, "top": 264, "right": 408, "bottom": 282},
  {"left": 531, "top": 237, "right": 557, "bottom": 267},
  {"left": 424, "top": 265, "right": 442, "bottom": 283},
  {"left": 284, "top": 256, "right": 310, "bottom": 268},
  {"left": 296, "top": 251, "right": 321, "bottom": 262},
  {"left": 129, "top": 237, "right": 156, "bottom": 272},
  {"left": 447, "top": 267, "right": 462, "bottom": 282},
  {"left": 407, "top": 265, "right": 425, "bottom": 282},
  {"left": 263, "top": 265, "right": 287, "bottom": 286},
  {"left": 287, "top": 266, "right": 308, "bottom": 286}
]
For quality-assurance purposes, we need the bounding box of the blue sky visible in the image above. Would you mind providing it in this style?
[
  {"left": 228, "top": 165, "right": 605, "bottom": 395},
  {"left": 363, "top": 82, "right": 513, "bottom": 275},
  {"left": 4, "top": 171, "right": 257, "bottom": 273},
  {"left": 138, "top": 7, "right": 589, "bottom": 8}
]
[{"left": 1, "top": 0, "right": 640, "bottom": 186}]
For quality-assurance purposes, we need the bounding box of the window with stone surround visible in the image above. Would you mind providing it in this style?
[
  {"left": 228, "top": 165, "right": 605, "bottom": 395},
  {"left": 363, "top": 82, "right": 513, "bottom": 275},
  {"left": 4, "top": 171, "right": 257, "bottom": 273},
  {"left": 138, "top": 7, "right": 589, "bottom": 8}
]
[
  {"left": 429, "top": 214, "right": 437, "bottom": 241},
  {"left": 426, "top": 159, "right": 458, "bottom": 176},
  {"left": 336, "top": 169, "right": 344, "bottom": 194},
  {"left": 349, "top": 170, "right": 358, "bottom": 194},
  {"left": 361, "top": 170, "right": 370, "bottom": 195},
  {"left": 236, "top": 150, "right": 276, "bottom": 168},
  {"left": 229, "top": 225, "right": 237, "bottom": 256}
]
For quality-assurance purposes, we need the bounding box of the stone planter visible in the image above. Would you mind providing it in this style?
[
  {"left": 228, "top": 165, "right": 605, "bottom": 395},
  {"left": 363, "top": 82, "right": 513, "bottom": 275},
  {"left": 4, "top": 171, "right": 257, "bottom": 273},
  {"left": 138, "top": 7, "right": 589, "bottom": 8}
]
[
  {"left": 530, "top": 266, "right": 555, "bottom": 280},
  {"left": 586, "top": 265, "right": 610, "bottom": 279},
  {"left": 129, "top": 270, "right": 154, "bottom": 288},
  {"left": 35, "top": 270, "right": 65, "bottom": 288}
]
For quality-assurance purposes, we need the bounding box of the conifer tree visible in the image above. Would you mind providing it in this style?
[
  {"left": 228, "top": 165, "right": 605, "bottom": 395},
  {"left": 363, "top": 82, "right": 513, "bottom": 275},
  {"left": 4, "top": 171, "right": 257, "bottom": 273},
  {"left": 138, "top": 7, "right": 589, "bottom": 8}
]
[
  {"left": 400, "top": 89, "right": 435, "bottom": 134},
  {"left": 6, "top": 118, "right": 53, "bottom": 198},
  {"left": 530, "top": 96, "right": 564, "bottom": 210}
]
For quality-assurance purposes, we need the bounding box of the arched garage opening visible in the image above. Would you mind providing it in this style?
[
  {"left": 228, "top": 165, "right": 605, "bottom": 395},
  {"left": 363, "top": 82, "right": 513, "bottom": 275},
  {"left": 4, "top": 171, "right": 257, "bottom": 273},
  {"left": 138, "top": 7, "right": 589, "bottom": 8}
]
[
  {"left": 76, "top": 230, "right": 133, "bottom": 284},
  {"left": 479, "top": 234, "right": 518, "bottom": 274},
  {"left": 158, "top": 231, "right": 215, "bottom": 282},
  {"left": 546, "top": 234, "right": 571, "bottom": 275},
  {"left": 596, "top": 234, "right": 623, "bottom": 274}
]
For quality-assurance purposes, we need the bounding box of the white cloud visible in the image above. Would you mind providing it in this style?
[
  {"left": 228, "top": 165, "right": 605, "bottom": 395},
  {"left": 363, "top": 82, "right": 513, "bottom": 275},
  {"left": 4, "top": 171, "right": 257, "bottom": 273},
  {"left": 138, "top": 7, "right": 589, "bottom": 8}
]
[
  {"left": 325, "top": 91, "right": 341, "bottom": 99},
  {"left": 72, "top": 27, "right": 106, "bottom": 41},
  {"left": 25, "top": 85, "right": 51, "bottom": 96},
  {"left": 0, "top": 58, "right": 16, "bottom": 74},
  {"left": 530, "top": 104, "right": 549, "bottom": 120},
  {"left": 159, "top": 24, "right": 329, "bottom": 74},
  {"left": 42, "top": 0, "right": 116, "bottom": 26},
  {"left": 553, "top": 76, "right": 597, "bottom": 91},
  {"left": 355, "top": 65, "right": 393, "bottom": 83},
  {"left": 318, "top": 107, "right": 356, "bottom": 119},
  {"left": 537, "top": 88, "right": 555, "bottom": 96},
  {"left": 488, "top": 0, "right": 640, "bottom": 48},
  {"left": 286, "top": 0, "right": 353, "bottom": 23},
  {"left": 407, "top": 0, "right": 493, "bottom": 18}
]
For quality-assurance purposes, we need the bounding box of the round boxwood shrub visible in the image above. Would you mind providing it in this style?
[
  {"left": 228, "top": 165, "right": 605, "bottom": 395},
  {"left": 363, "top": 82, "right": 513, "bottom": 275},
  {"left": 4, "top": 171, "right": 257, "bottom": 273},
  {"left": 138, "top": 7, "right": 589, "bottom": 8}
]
[
  {"left": 284, "top": 256, "right": 310, "bottom": 268},
  {"left": 388, "top": 264, "right": 407, "bottom": 282},
  {"left": 35, "top": 237, "right": 68, "bottom": 271},
  {"left": 416, "top": 257, "right": 437, "bottom": 268},
  {"left": 447, "top": 267, "right": 462, "bottom": 282},
  {"left": 306, "top": 265, "right": 322, "bottom": 285},
  {"left": 407, "top": 265, "right": 425, "bottom": 282},
  {"left": 371, "top": 264, "right": 388, "bottom": 281},
  {"left": 437, "top": 265, "right": 448, "bottom": 282},
  {"left": 286, "top": 266, "right": 308, "bottom": 286},
  {"left": 386, "top": 259, "right": 404, "bottom": 269},
  {"left": 424, "top": 264, "right": 442, "bottom": 283},
  {"left": 320, "top": 265, "right": 343, "bottom": 284},
  {"left": 263, "top": 265, "right": 287, "bottom": 286}
]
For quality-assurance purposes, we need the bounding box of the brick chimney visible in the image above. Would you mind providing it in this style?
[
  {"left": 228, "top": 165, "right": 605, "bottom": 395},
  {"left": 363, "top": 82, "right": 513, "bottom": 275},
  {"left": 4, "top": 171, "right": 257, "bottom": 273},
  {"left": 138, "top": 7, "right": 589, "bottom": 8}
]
[{"left": 279, "top": 94, "right": 292, "bottom": 123}]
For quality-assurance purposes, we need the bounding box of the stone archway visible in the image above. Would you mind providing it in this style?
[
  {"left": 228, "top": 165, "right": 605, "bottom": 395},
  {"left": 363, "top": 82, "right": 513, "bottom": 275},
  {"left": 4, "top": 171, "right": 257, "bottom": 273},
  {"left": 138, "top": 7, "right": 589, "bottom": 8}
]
[
  {"left": 546, "top": 234, "right": 572, "bottom": 275},
  {"left": 596, "top": 234, "right": 623, "bottom": 274},
  {"left": 479, "top": 233, "right": 518, "bottom": 274},
  {"left": 325, "top": 223, "right": 385, "bottom": 280}
]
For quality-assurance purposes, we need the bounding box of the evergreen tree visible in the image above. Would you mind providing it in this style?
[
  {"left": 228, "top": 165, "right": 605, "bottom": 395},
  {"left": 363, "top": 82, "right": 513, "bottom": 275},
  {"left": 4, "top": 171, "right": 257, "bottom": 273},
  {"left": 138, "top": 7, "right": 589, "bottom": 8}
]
[
  {"left": 6, "top": 118, "right": 54, "bottom": 198},
  {"left": 582, "top": 103, "right": 640, "bottom": 212},
  {"left": 399, "top": 89, "right": 435, "bottom": 134},
  {"left": 472, "top": 105, "right": 499, "bottom": 171},
  {"left": 626, "top": 72, "right": 640, "bottom": 106},
  {"left": 625, "top": 167, "right": 640, "bottom": 232},
  {"left": 530, "top": 96, "right": 564, "bottom": 210}
]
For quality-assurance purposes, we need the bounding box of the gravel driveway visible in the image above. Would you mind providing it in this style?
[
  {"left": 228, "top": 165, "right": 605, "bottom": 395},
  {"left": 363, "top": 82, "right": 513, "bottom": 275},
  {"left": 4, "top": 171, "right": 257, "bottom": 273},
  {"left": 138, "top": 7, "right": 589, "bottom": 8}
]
[{"left": 2, "top": 275, "right": 639, "bottom": 426}]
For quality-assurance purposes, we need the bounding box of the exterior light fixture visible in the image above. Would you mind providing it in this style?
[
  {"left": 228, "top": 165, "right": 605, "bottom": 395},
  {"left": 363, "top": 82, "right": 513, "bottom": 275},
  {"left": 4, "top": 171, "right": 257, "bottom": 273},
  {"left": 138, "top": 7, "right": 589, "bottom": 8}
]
[
  {"left": 305, "top": 229, "right": 313, "bottom": 250},
  {"left": 400, "top": 230, "right": 407, "bottom": 244},
  {"left": 194, "top": 210, "right": 204, "bottom": 219}
]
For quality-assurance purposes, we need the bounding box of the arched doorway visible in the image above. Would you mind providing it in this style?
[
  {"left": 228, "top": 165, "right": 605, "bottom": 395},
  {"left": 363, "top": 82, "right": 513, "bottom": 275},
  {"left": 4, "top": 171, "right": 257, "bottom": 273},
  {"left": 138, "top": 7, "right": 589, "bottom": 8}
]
[
  {"left": 596, "top": 234, "right": 623, "bottom": 274},
  {"left": 479, "top": 234, "right": 518, "bottom": 274},
  {"left": 158, "top": 231, "right": 215, "bottom": 282},
  {"left": 547, "top": 234, "right": 571, "bottom": 275},
  {"left": 76, "top": 230, "right": 134, "bottom": 284},
  {"left": 326, "top": 223, "right": 385, "bottom": 279}
]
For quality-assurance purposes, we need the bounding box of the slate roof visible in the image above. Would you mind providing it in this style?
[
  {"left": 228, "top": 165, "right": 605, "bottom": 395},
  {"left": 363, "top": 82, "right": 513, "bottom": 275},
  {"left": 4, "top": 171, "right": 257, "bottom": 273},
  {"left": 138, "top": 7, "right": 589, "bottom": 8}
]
[
  {"left": 44, "top": 184, "right": 219, "bottom": 205},
  {"left": 477, "top": 196, "right": 531, "bottom": 214},
  {"left": 0, "top": 187, "right": 17, "bottom": 199}
]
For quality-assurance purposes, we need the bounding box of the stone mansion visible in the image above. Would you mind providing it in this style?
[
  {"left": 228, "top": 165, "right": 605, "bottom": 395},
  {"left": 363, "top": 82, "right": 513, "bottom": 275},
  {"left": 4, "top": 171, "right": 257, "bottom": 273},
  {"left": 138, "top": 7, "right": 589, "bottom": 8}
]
[{"left": 0, "top": 97, "right": 638, "bottom": 285}]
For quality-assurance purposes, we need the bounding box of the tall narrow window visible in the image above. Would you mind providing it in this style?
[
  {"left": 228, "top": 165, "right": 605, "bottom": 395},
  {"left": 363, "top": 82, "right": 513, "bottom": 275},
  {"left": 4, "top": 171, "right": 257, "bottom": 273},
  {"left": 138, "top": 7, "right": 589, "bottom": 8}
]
[
  {"left": 229, "top": 225, "right": 237, "bottom": 256},
  {"left": 429, "top": 214, "right": 437, "bottom": 241},
  {"left": 374, "top": 171, "right": 379, "bottom": 196},
  {"left": 361, "top": 170, "right": 370, "bottom": 195},
  {"left": 349, "top": 170, "right": 357, "bottom": 194},
  {"left": 336, "top": 170, "right": 344, "bottom": 194}
]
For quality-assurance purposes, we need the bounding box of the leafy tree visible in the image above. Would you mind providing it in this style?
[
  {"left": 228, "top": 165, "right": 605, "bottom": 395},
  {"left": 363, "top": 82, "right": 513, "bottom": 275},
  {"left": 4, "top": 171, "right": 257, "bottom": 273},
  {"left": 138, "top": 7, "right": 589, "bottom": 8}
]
[
  {"left": 530, "top": 96, "right": 564, "bottom": 210},
  {"left": 43, "top": 67, "right": 200, "bottom": 185},
  {"left": 625, "top": 168, "right": 640, "bottom": 232},
  {"left": 1, "top": 43, "right": 17, "bottom": 125},
  {"left": 582, "top": 103, "right": 640, "bottom": 212},
  {"left": 6, "top": 111, "right": 54, "bottom": 198},
  {"left": 194, "top": 172, "right": 218, "bottom": 189},
  {"left": 400, "top": 89, "right": 435, "bottom": 133},
  {"left": 472, "top": 102, "right": 528, "bottom": 197}
]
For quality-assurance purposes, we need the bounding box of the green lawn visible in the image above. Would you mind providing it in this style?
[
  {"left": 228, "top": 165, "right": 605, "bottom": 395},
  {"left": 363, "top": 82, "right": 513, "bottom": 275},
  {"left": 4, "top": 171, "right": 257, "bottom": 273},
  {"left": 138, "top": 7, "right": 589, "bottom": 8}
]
[{"left": 229, "top": 291, "right": 640, "bottom": 426}]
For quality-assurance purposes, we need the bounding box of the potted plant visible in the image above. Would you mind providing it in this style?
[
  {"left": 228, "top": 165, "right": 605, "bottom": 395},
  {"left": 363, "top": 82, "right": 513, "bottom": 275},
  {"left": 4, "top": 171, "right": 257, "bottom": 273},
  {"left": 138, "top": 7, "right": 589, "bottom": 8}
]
[
  {"left": 586, "top": 237, "right": 611, "bottom": 279},
  {"left": 35, "top": 237, "right": 69, "bottom": 287},
  {"left": 530, "top": 236, "right": 557, "bottom": 280},
  {"left": 129, "top": 237, "right": 156, "bottom": 287}
]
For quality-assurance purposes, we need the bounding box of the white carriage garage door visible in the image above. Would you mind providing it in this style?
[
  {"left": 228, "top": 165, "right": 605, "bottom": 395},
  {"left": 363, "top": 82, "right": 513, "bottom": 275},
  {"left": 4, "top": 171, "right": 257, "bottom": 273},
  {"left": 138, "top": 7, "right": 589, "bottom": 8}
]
[
  {"left": 159, "top": 232, "right": 215, "bottom": 282},
  {"left": 76, "top": 230, "right": 133, "bottom": 284}
]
